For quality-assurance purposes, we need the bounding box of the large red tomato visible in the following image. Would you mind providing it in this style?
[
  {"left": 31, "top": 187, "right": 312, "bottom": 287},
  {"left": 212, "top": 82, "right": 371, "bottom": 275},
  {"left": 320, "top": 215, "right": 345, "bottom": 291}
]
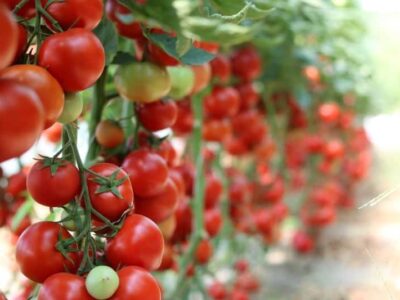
[
  {"left": 122, "top": 149, "right": 169, "bottom": 197},
  {"left": 135, "top": 178, "right": 179, "bottom": 223},
  {"left": 106, "top": 214, "right": 164, "bottom": 271},
  {"left": 38, "top": 28, "right": 105, "bottom": 92},
  {"left": 109, "top": 267, "right": 161, "bottom": 300},
  {"left": 27, "top": 159, "right": 81, "bottom": 207},
  {"left": 87, "top": 163, "right": 134, "bottom": 221},
  {"left": 0, "top": 80, "right": 44, "bottom": 162},
  {"left": 0, "top": 65, "right": 65, "bottom": 128},
  {"left": 38, "top": 273, "right": 94, "bottom": 300},
  {"left": 16, "top": 222, "right": 79, "bottom": 283},
  {"left": 0, "top": 4, "right": 18, "bottom": 70},
  {"left": 136, "top": 99, "right": 178, "bottom": 132},
  {"left": 45, "top": 0, "right": 103, "bottom": 31}
]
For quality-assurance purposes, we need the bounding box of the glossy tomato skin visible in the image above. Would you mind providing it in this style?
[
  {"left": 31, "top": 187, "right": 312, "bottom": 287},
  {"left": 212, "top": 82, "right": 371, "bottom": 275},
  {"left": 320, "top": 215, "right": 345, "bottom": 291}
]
[
  {"left": 4, "top": 0, "right": 36, "bottom": 19},
  {"left": 16, "top": 222, "right": 79, "bottom": 283},
  {"left": 27, "top": 160, "right": 81, "bottom": 207},
  {"left": 109, "top": 266, "right": 161, "bottom": 300},
  {"left": 122, "top": 149, "right": 169, "bottom": 197},
  {"left": 0, "top": 80, "right": 44, "bottom": 162},
  {"left": 38, "top": 273, "right": 94, "bottom": 300},
  {"left": 87, "top": 163, "right": 133, "bottom": 221},
  {"left": 45, "top": 0, "right": 103, "bottom": 31},
  {"left": 204, "top": 86, "right": 240, "bottom": 119},
  {"left": 115, "top": 62, "right": 171, "bottom": 103},
  {"left": 136, "top": 99, "right": 178, "bottom": 131},
  {"left": 210, "top": 54, "right": 231, "bottom": 83},
  {"left": 38, "top": 28, "right": 105, "bottom": 92},
  {"left": 231, "top": 47, "right": 261, "bottom": 82},
  {"left": 135, "top": 178, "right": 179, "bottom": 223},
  {"left": 106, "top": 214, "right": 164, "bottom": 271},
  {"left": 0, "top": 4, "right": 18, "bottom": 70},
  {"left": 0, "top": 65, "right": 65, "bottom": 129}
]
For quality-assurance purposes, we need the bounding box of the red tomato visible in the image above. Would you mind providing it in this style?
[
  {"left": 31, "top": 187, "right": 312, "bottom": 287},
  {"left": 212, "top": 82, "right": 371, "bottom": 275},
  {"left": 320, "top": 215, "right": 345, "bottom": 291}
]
[
  {"left": 193, "top": 41, "right": 219, "bottom": 54},
  {"left": 43, "top": 122, "right": 63, "bottom": 144},
  {"left": 205, "top": 208, "right": 222, "bottom": 237},
  {"left": 38, "top": 273, "right": 93, "bottom": 300},
  {"left": 195, "top": 239, "right": 213, "bottom": 264},
  {"left": 231, "top": 47, "right": 261, "bottom": 81},
  {"left": 168, "top": 169, "right": 185, "bottom": 197},
  {"left": 234, "top": 259, "right": 249, "bottom": 273},
  {"left": 210, "top": 54, "right": 231, "bottom": 83},
  {"left": 136, "top": 99, "right": 178, "bottom": 131},
  {"left": 0, "top": 4, "right": 18, "bottom": 70},
  {"left": 234, "top": 272, "right": 260, "bottom": 293},
  {"left": 106, "top": 214, "right": 164, "bottom": 270},
  {"left": 205, "top": 172, "right": 223, "bottom": 209},
  {"left": 38, "top": 28, "right": 105, "bottom": 92},
  {"left": 110, "top": 266, "right": 161, "bottom": 300},
  {"left": 148, "top": 43, "right": 179, "bottom": 66},
  {"left": 231, "top": 290, "right": 249, "bottom": 300},
  {"left": 235, "top": 82, "right": 260, "bottom": 110},
  {"left": 87, "top": 163, "right": 134, "bottom": 221},
  {"left": 27, "top": 159, "right": 80, "bottom": 207},
  {"left": 292, "top": 230, "right": 315, "bottom": 254},
  {"left": 4, "top": 0, "right": 35, "bottom": 19},
  {"left": 172, "top": 99, "right": 193, "bottom": 135},
  {"left": 204, "top": 86, "right": 240, "bottom": 119},
  {"left": 191, "top": 63, "right": 211, "bottom": 94},
  {"left": 6, "top": 171, "right": 26, "bottom": 197},
  {"left": 16, "top": 222, "right": 79, "bottom": 283},
  {"left": 135, "top": 178, "right": 179, "bottom": 223},
  {"left": 171, "top": 197, "right": 192, "bottom": 242},
  {"left": 122, "top": 149, "right": 169, "bottom": 197},
  {"left": 317, "top": 102, "right": 340, "bottom": 123},
  {"left": 323, "top": 139, "right": 345, "bottom": 160},
  {"left": 45, "top": 0, "right": 103, "bottom": 31},
  {"left": 157, "top": 243, "right": 175, "bottom": 271},
  {"left": 0, "top": 80, "right": 44, "bottom": 162},
  {"left": 95, "top": 120, "right": 125, "bottom": 148},
  {"left": 0, "top": 65, "right": 65, "bottom": 129},
  {"left": 253, "top": 209, "right": 275, "bottom": 235},
  {"left": 208, "top": 281, "right": 228, "bottom": 300},
  {"left": 0, "top": 292, "right": 6, "bottom": 300},
  {"left": 203, "top": 119, "right": 232, "bottom": 142},
  {"left": 262, "top": 177, "right": 285, "bottom": 203}
]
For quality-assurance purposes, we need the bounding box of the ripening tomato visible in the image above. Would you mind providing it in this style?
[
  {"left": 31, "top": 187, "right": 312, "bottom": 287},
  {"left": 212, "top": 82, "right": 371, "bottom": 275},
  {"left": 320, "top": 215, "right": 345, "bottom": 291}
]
[
  {"left": 95, "top": 120, "right": 125, "bottom": 148},
  {"left": 57, "top": 93, "right": 83, "bottom": 124},
  {"left": 16, "top": 222, "right": 79, "bottom": 283},
  {"left": 158, "top": 214, "right": 176, "bottom": 241},
  {"left": 210, "top": 54, "right": 231, "bottom": 83},
  {"left": 0, "top": 4, "right": 18, "bottom": 70},
  {"left": 167, "top": 66, "right": 195, "bottom": 99},
  {"left": 148, "top": 43, "right": 179, "bottom": 66},
  {"left": 27, "top": 159, "right": 80, "bottom": 207},
  {"left": 122, "top": 149, "right": 169, "bottom": 197},
  {"left": 109, "top": 266, "right": 161, "bottom": 300},
  {"left": 106, "top": 214, "right": 164, "bottom": 270},
  {"left": 235, "top": 82, "right": 260, "bottom": 110},
  {"left": 231, "top": 47, "right": 261, "bottom": 82},
  {"left": 205, "top": 208, "right": 222, "bottom": 237},
  {"left": 38, "top": 273, "right": 94, "bottom": 300},
  {"left": 4, "top": 0, "right": 35, "bottom": 19},
  {"left": 87, "top": 163, "right": 134, "bottom": 222},
  {"left": 204, "top": 86, "right": 240, "bottom": 119},
  {"left": 195, "top": 239, "right": 213, "bottom": 264},
  {"left": 0, "top": 80, "right": 44, "bottom": 162},
  {"left": 203, "top": 119, "right": 232, "bottom": 142},
  {"left": 205, "top": 172, "right": 223, "bottom": 209},
  {"left": 135, "top": 178, "right": 179, "bottom": 223},
  {"left": 317, "top": 102, "right": 340, "bottom": 124},
  {"left": 0, "top": 65, "right": 65, "bottom": 129},
  {"left": 191, "top": 63, "right": 211, "bottom": 94},
  {"left": 38, "top": 28, "right": 105, "bottom": 92},
  {"left": 45, "top": 0, "right": 103, "bottom": 31},
  {"left": 136, "top": 99, "right": 178, "bottom": 131},
  {"left": 292, "top": 230, "right": 315, "bottom": 254}
]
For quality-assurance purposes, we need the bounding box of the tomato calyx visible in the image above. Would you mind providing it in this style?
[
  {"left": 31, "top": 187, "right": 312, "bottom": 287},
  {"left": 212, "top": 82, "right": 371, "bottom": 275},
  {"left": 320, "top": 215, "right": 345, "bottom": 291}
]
[
  {"left": 36, "top": 155, "right": 68, "bottom": 177},
  {"left": 89, "top": 169, "right": 128, "bottom": 199}
]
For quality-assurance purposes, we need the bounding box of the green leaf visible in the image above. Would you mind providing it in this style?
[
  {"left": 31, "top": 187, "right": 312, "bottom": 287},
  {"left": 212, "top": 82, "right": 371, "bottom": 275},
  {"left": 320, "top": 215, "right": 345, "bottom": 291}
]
[
  {"left": 93, "top": 18, "right": 119, "bottom": 65},
  {"left": 112, "top": 51, "right": 136, "bottom": 65},
  {"left": 146, "top": 33, "right": 215, "bottom": 65}
]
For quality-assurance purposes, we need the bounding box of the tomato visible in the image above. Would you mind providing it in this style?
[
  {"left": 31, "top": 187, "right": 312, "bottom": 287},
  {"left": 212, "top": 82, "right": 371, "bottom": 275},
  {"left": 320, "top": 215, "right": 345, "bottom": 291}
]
[
  {"left": 109, "top": 266, "right": 161, "bottom": 300},
  {"left": 43, "top": 122, "right": 63, "bottom": 144},
  {"left": 27, "top": 159, "right": 80, "bottom": 207},
  {"left": 38, "top": 273, "right": 94, "bottom": 300},
  {"left": 253, "top": 209, "right": 275, "bottom": 235},
  {"left": 115, "top": 62, "right": 171, "bottom": 103},
  {"left": 135, "top": 178, "right": 179, "bottom": 223},
  {"left": 136, "top": 99, "right": 178, "bottom": 131},
  {"left": 191, "top": 63, "right": 211, "bottom": 94},
  {"left": 0, "top": 292, "right": 6, "bottom": 300},
  {"left": 0, "top": 80, "right": 44, "bottom": 162},
  {"left": 208, "top": 281, "right": 227, "bottom": 300},
  {"left": 234, "top": 259, "right": 249, "bottom": 273},
  {"left": 204, "top": 172, "right": 223, "bottom": 209},
  {"left": 234, "top": 272, "right": 259, "bottom": 293},
  {"left": 14, "top": 24, "right": 27, "bottom": 62},
  {"left": 193, "top": 41, "right": 219, "bottom": 54},
  {"left": 38, "top": 28, "right": 105, "bottom": 92},
  {"left": 148, "top": 43, "right": 179, "bottom": 66},
  {"left": 6, "top": 171, "right": 27, "bottom": 197},
  {"left": 87, "top": 163, "right": 133, "bottom": 222},
  {"left": 172, "top": 99, "right": 194, "bottom": 135},
  {"left": 0, "top": 65, "right": 65, "bottom": 129},
  {"left": 195, "top": 239, "right": 213, "bottom": 264},
  {"left": 205, "top": 208, "right": 222, "bottom": 237},
  {"left": 323, "top": 139, "right": 345, "bottom": 160},
  {"left": 4, "top": 0, "right": 35, "bottom": 19},
  {"left": 271, "top": 202, "right": 289, "bottom": 222},
  {"left": 203, "top": 119, "right": 232, "bottom": 143},
  {"left": 171, "top": 197, "right": 192, "bottom": 242},
  {"left": 292, "top": 230, "right": 315, "bottom": 254},
  {"left": 204, "top": 86, "right": 240, "bottom": 119},
  {"left": 210, "top": 54, "right": 231, "bottom": 83},
  {"left": 235, "top": 82, "right": 260, "bottom": 110},
  {"left": 301, "top": 203, "right": 336, "bottom": 227},
  {"left": 16, "top": 222, "right": 79, "bottom": 283},
  {"left": 95, "top": 120, "right": 125, "bottom": 148},
  {"left": 158, "top": 214, "right": 176, "bottom": 241},
  {"left": 58, "top": 93, "right": 83, "bottom": 124},
  {"left": 157, "top": 243, "right": 175, "bottom": 271},
  {"left": 0, "top": 4, "right": 18, "bottom": 70},
  {"left": 303, "top": 65, "right": 321, "bottom": 85},
  {"left": 167, "top": 66, "right": 195, "bottom": 99},
  {"left": 317, "top": 102, "right": 340, "bottom": 123},
  {"left": 262, "top": 177, "right": 285, "bottom": 203},
  {"left": 173, "top": 162, "right": 195, "bottom": 195},
  {"left": 231, "top": 47, "right": 261, "bottom": 82},
  {"left": 225, "top": 137, "right": 248, "bottom": 156},
  {"left": 122, "top": 149, "right": 169, "bottom": 197},
  {"left": 45, "top": 0, "right": 103, "bottom": 31},
  {"left": 86, "top": 266, "right": 119, "bottom": 299},
  {"left": 105, "top": 0, "right": 143, "bottom": 40},
  {"left": 106, "top": 214, "right": 164, "bottom": 270}
]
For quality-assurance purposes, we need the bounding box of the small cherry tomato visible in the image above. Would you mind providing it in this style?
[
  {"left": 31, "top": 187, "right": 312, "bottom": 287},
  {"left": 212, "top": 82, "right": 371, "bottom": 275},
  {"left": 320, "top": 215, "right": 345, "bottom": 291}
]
[{"left": 95, "top": 120, "right": 125, "bottom": 148}]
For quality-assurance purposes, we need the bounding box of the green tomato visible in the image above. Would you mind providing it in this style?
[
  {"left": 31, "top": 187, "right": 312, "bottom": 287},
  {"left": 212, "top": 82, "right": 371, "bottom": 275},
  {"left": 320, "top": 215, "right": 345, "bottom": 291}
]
[
  {"left": 114, "top": 62, "right": 171, "bottom": 103},
  {"left": 85, "top": 266, "right": 119, "bottom": 300},
  {"left": 167, "top": 66, "right": 195, "bottom": 100},
  {"left": 57, "top": 93, "right": 83, "bottom": 124}
]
